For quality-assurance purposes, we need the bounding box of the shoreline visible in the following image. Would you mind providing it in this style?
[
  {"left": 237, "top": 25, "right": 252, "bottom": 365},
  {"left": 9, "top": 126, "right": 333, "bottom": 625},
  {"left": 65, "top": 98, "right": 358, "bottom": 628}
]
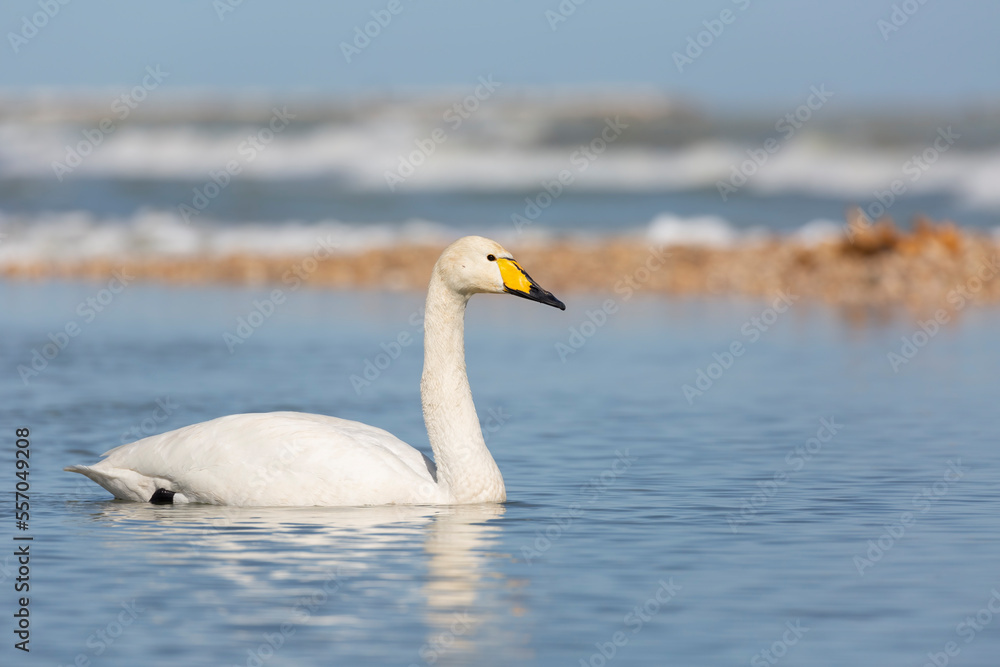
[{"left": 3, "top": 214, "right": 999, "bottom": 309}]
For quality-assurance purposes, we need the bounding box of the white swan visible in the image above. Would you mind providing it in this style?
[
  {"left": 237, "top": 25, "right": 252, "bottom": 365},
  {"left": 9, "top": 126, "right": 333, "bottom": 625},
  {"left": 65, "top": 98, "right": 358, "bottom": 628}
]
[{"left": 66, "top": 236, "right": 565, "bottom": 506}]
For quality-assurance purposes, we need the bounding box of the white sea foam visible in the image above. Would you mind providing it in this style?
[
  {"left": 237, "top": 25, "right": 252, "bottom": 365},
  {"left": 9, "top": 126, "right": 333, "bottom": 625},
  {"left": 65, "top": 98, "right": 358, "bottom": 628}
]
[
  {"left": 3, "top": 117, "right": 998, "bottom": 210},
  {"left": 790, "top": 219, "right": 845, "bottom": 245},
  {"left": 646, "top": 214, "right": 741, "bottom": 248},
  {"left": 0, "top": 209, "right": 876, "bottom": 267},
  {"left": 0, "top": 210, "right": 460, "bottom": 265}
]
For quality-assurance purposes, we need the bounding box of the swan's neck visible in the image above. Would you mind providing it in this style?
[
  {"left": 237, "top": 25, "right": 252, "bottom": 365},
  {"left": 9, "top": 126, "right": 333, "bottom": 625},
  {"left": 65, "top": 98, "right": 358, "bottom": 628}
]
[{"left": 421, "top": 274, "right": 505, "bottom": 503}]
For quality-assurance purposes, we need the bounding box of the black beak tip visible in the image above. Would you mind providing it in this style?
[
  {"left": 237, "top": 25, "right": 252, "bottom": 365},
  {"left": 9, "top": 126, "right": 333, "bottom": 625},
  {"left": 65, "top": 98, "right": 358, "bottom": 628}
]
[{"left": 504, "top": 286, "right": 567, "bottom": 311}]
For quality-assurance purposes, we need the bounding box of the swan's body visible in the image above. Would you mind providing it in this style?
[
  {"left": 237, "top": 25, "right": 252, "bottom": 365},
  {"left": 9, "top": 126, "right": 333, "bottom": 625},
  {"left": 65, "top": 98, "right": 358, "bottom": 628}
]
[
  {"left": 68, "top": 412, "right": 443, "bottom": 506},
  {"left": 66, "top": 236, "right": 565, "bottom": 506}
]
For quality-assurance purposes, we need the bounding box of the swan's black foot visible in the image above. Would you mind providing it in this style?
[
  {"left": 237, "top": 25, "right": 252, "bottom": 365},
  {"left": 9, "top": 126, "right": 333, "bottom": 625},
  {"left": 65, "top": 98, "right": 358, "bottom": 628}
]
[{"left": 150, "top": 488, "right": 175, "bottom": 504}]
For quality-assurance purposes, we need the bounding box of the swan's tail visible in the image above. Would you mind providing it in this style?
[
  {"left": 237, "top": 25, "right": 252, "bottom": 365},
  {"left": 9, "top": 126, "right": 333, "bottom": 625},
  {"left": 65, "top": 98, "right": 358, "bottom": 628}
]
[{"left": 64, "top": 464, "right": 156, "bottom": 502}]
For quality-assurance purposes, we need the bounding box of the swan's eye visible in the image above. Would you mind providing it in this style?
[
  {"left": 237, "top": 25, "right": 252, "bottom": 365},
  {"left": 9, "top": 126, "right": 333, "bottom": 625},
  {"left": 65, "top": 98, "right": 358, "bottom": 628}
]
[{"left": 486, "top": 254, "right": 496, "bottom": 261}]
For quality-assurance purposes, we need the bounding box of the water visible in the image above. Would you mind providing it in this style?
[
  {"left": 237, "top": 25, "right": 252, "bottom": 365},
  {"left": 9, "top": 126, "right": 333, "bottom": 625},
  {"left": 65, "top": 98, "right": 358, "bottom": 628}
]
[{"left": 3, "top": 280, "right": 1000, "bottom": 666}]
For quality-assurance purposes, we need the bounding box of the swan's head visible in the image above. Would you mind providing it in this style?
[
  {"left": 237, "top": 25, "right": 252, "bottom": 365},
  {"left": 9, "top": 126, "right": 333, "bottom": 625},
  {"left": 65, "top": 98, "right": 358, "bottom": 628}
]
[{"left": 436, "top": 236, "right": 566, "bottom": 310}]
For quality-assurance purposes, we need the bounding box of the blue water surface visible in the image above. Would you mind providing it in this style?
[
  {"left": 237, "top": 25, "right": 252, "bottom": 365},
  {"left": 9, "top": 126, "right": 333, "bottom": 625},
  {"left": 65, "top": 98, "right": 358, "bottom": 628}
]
[{"left": 2, "top": 279, "right": 999, "bottom": 667}]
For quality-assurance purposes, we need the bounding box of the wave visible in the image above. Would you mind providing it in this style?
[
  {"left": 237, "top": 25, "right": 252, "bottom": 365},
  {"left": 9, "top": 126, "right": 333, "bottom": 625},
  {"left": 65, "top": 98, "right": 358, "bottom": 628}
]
[
  {"left": 0, "top": 209, "right": 872, "bottom": 266},
  {"left": 4, "top": 118, "right": 999, "bottom": 211},
  {"left": 0, "top": 210, "right": 451, "bottom": 264}
]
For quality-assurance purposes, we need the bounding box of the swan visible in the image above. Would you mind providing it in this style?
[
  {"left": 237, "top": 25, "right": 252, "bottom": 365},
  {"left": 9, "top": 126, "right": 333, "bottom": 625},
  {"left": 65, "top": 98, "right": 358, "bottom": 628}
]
[{"left": 65, "top": 236, "right": 565, "bottom": 506}]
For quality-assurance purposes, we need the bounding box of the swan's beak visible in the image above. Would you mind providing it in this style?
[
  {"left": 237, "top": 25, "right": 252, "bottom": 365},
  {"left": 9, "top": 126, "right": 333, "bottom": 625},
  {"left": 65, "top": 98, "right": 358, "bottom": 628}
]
[{"left": 497, "top": 258, "right": 566, "bottom": 310}]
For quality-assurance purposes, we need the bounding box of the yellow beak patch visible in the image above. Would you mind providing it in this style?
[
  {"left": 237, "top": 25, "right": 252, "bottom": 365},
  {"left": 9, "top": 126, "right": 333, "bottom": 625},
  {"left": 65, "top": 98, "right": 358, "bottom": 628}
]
[
  {"left": 495, "top": 256, "right": 566, "bottom": 310},
  {"left": 496, "top": 258, "right": 533, "bottom": 294}
]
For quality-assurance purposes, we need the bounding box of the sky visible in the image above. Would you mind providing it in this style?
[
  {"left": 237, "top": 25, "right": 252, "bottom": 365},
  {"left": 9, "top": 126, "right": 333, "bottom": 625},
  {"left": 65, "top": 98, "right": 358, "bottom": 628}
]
[{"left": 2, "top": 0, "right": 999, "bottom": 110}]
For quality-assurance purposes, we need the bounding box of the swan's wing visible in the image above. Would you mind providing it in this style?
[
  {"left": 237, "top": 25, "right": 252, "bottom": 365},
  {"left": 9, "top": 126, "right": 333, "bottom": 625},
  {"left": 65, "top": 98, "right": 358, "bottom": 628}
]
[{"left": 65, "top": 412, "right": 440, "bottom": 506}]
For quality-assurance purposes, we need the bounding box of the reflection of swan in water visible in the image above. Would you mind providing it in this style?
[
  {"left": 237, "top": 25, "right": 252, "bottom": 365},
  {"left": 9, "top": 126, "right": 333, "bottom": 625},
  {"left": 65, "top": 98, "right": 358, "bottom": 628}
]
[
  {"left": 74, "top": 501, "right": 522, "bottom": 662},
  {"left": 418, "top": 504, "right": 514, "bottom": 664},
  {"left": 80, "top": 502, "right": 442, "bottom": 590}
]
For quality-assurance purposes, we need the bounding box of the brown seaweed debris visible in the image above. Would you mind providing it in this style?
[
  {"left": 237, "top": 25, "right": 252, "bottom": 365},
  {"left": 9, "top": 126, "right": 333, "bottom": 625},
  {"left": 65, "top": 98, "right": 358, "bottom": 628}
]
[
  {"left": 841, "top": 209, "right": 965, "bottom": 258},
  {"left": 841, "top": 208, "right": 900, "bottom": 255},
  {"left": 2, "top": 213, "right": 999, "bottom": 309}
]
